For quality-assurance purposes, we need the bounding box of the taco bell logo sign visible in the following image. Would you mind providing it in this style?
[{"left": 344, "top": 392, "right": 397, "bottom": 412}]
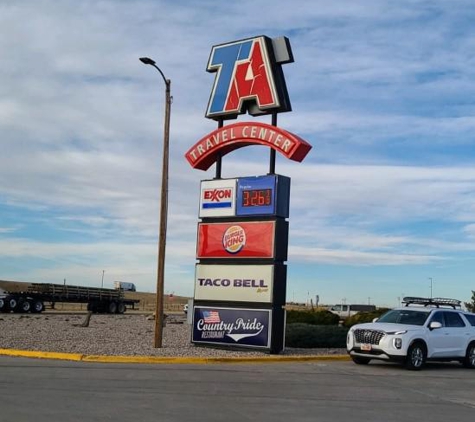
[
  {"left": 193, "top": 307, "right": 271, "bottom": 348},
  {"left": 205, "top": 36, "right": 293, "bottom": 120}
]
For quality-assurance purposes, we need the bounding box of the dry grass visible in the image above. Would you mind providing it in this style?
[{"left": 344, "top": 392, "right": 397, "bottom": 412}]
[{"left": 0, "top": 279, "right": 190, "bottom": 313}]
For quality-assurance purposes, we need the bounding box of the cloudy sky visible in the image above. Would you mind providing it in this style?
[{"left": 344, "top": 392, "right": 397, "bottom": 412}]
[{"left": 1, "top": 0, "right": 475, "bottom": 307}]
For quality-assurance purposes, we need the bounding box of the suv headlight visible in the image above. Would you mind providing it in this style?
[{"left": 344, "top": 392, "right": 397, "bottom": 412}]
[{"left": 386, "top": 330, "right": 407, "bottom": 335}]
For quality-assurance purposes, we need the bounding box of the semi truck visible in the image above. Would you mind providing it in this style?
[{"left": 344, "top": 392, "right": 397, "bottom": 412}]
[
  {"left": 0, "top": 282, "right": 139, "bottom": 314},
  {"left": 329, "top": 304, "right": 376, "bottom": 319},
  {"left": 113, "top": 281, "right": 136, "bottom": 292}
]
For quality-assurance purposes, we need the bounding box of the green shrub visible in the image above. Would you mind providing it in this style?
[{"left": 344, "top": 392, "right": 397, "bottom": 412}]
[
  {"left": 285, "top": 323, "right": 348, "bottom": 348},
  {"left": 286, "top": 309, "right": 340, "bottom": 326},
  {"left": 343, "top": 308, "right": 391, "bottom": 328}
]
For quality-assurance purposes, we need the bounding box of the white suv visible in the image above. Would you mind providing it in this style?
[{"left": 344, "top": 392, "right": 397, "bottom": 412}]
[{"left": 346, "top": 297, "right": 475, "bottom": 370}]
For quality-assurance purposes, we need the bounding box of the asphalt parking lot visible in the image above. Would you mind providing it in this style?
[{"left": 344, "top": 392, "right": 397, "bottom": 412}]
[{"left": 1, "top": 357, "right": 474, "bottom": 422}]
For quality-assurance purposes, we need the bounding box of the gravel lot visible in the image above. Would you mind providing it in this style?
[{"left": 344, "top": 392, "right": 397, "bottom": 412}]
[{"left": 0, "top": 313, "right": 346, "bottom": 358}]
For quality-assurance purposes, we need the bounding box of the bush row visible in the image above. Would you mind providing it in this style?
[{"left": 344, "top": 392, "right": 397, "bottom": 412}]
[
  {"left": 286, "top": 309, "right": 340, "bottom": 325},
  {"left": 284, "top": 308, "right": 391, "bottom": 348},
  {"left": 342, "top": 308, "right": 390, "bottom": 328},
  {"left": 285, "top": 323, "right": 348, "bottom": 348},
  {"left": 286, "top": 308, "right": 391, "bottom": 327}
]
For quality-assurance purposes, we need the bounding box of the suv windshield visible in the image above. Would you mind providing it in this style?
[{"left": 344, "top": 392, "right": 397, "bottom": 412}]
[{"left": 377, "top": 309, "right": 429, "bottom": 326}]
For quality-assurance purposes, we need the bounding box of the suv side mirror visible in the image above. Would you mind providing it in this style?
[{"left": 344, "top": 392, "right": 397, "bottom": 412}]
[
  {"left": 429, "top": 321, "right": 442, "bottom": 330},
  {"left": 372, "top": 317, "right": 379, "bottom": 323}
]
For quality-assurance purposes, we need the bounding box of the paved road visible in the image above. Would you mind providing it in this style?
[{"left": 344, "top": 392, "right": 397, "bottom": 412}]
[{"left": 1, "top": 357, "right": 474, "bottom": 422}]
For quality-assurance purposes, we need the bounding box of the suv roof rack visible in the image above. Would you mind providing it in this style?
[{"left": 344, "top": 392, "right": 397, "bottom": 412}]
[{"left": 402, "top": 296, "right": 461, "bottom": 309}]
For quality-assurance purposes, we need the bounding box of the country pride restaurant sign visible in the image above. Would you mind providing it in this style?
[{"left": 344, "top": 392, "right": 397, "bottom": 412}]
[
  {"left": 185, "top": 35, "right": 312, "bottom": 353},
  {"left": 193, "top": 307, "right": 271, "bottom": 348}
]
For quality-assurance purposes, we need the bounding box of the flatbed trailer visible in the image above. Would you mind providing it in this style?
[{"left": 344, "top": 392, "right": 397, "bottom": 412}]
[{"left": 0, "top": 283, "right": 140, "bottom": 314}]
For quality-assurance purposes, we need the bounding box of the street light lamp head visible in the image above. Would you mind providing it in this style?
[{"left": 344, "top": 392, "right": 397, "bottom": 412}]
[
  {"left": 139, "top": 57, "right": 169, "bottom": 86},
  {"left": 140, "top": 57, "right": 156, "bottom": 66}
]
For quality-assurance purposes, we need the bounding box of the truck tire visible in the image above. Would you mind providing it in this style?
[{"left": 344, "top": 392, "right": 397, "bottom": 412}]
[
  {"left": 19, "top": 299, "right": 32, "bottom": 313},
  {"left": 7, "top": 296, "right": 19, "bottom": 313},
  {"left": 0, "top": 298, "right": 5, "bottom": 312},
  {"left": 108, "top": 302, "right": 118, "bottom": 314},
  {"left": 31, "top": 300, "right": 44, "bottom": 313},
  {"left": 117, "top": 303, "right": 126, "bottom": 314}
]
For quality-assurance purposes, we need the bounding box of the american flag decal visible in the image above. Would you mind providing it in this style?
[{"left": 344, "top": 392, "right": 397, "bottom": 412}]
[{"left": 203, "top": 310, "right": 220, "bottom": 323}]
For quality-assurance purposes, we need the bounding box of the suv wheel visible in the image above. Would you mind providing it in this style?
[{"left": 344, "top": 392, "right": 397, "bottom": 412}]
[
  {"left": 405, "top": 342, "right": 426, "bottom": 370},
  {"left": 463, "top": 342, "right": 475, "bottom": 369},
  {"left": 351, "top": 356, "right": 371, "bottom": 365}
]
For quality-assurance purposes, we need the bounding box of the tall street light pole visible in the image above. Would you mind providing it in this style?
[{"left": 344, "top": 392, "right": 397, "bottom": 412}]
[{"left": 140, "top": 57, "right": 171, "bottom": 348}]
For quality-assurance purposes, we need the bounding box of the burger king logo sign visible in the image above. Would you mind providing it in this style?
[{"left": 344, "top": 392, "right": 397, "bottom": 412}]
[{"left": 222, "top": 225, "right": 246, "bottom": 254}]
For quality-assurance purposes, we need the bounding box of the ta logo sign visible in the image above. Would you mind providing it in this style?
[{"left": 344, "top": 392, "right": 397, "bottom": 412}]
[{"left": 205, "top": 36, "right": 294, "bottom": 121}]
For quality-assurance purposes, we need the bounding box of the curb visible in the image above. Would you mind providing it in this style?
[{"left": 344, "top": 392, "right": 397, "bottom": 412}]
[{"left": 0, "top": 348, "right": 350, "bottom": 364}]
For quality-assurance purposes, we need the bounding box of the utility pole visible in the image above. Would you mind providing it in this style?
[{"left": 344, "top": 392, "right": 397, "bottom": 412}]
[{"left": 140, "top": 57, "right": 172, "bottom": 348}]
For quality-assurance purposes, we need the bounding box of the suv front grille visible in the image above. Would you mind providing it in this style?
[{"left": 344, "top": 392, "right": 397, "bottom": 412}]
[{"left": 354, "top": 329, "right": 385, "bottom": 345}]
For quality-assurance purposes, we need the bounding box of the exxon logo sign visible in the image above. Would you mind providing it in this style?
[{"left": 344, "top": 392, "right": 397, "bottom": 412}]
[
  {"left": 202, "top": 188, "right": 232, "bottom": 209},
  {"left": 199, "top": 179, "right": 237, "bottom": 218}
]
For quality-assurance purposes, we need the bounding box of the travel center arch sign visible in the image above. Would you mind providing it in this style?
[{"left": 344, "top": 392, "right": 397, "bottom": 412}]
[
  {"left": 185, "top": 121, "right": 312, "bottom": 170},
  {"left": 184, "top": 35, "right": 312, "bottom": 354}
]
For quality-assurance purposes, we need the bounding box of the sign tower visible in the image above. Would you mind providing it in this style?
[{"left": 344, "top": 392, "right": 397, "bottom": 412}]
[{"left": 185, "top": 35, "right": 311, "bottom": 353}]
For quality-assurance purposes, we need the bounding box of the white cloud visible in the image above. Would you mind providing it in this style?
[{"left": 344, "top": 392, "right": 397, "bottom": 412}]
[
  {"left": 0, "top": 227, "right": 17, "bottom": 234},
  {"left": 463, "top": 224, "right": 475, "bottom": 239},
  {"left": 286, "top": 164, "right": 475, "bottom": 222},
  {"left": 290, "top": 245, "right": 445, "bottom": 266}
]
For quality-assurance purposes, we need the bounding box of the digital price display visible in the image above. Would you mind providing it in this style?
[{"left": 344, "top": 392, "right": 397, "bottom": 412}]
[
  {"left": 236, "top": 175, "right": 290, "bottom": 217},
  {"left": 242, "top": 188, "right": 272, "bottom": 207}
]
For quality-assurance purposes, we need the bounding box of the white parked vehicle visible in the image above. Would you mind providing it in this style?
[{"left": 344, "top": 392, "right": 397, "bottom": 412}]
[
  {"left": 329, "top": 304, "right": 376, "bottom": 319},
  {"left": 346, "top": 297, "right": 475, "bottom": 370}
]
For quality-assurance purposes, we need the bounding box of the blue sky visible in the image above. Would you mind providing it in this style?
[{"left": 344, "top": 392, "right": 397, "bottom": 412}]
[{"left": 1, "top": 0, "right": 475, "bottom": 307}]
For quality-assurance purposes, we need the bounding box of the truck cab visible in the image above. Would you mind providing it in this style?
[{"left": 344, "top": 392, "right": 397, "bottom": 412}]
[
  {"left": 329, "top": 304, "right": 376, "bottom": 319},
  {"left": 113, "top": 281, "right": 136, "bottom": 292}
]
